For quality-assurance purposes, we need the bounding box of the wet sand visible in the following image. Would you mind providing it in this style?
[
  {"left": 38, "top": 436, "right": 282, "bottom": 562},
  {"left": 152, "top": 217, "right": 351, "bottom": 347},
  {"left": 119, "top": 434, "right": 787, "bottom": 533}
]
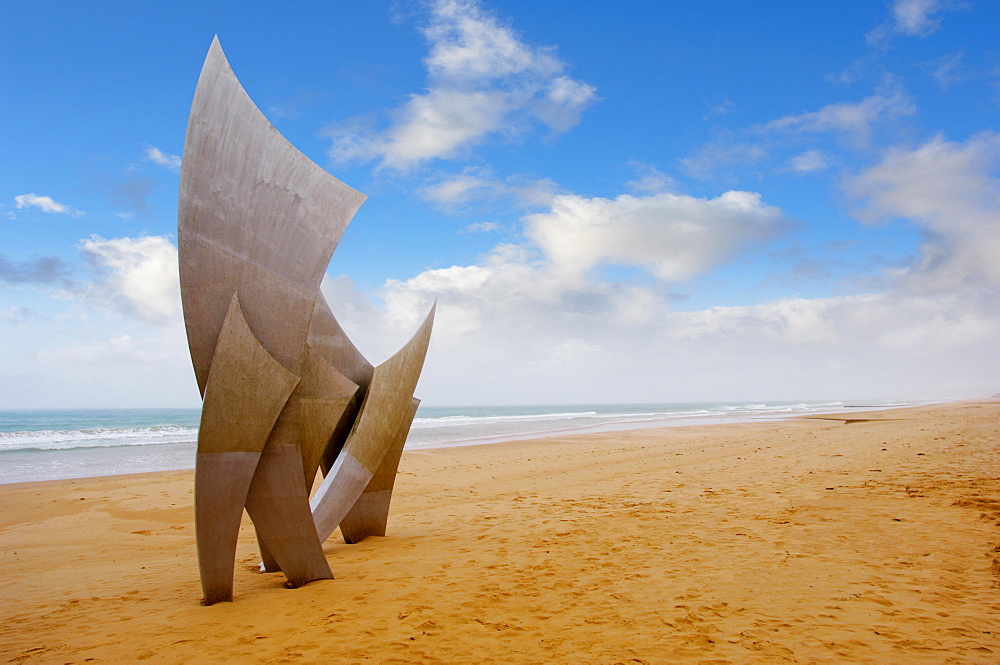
[{"left": 1, "top": 400, "right": 998, "bottom": 663}]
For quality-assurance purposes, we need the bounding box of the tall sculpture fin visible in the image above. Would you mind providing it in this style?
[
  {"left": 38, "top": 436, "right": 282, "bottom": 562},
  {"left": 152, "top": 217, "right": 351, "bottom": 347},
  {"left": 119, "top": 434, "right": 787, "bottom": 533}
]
[
  {"left": 306, "top": 296, "right": 375, "bottom": 475},
  {"left": 243, "top": 431, "right": 333, "bottom": 588},
  {"left": 308, "top": 296, "right": 374, "bottom": 390},
  {"left": 339, "top": 397, "right": 420, "bottom": 544},
  {"left": 179, "top": 36, "right": 367, "bottom": 393},
  {"left": 253, "top": 305, "right": 362, "bottom": 573},
  {"left": 246, "top": 343, "right": 358, "bottom": 575},
  {"left": 312, "top": 304, "right": 436, "bottom": 542},
  {"left": 194, "top": 293, "right": 299, "bottom": 604},
  {"left": 297, "top": 345, "right": 360, "bottom": 491}
]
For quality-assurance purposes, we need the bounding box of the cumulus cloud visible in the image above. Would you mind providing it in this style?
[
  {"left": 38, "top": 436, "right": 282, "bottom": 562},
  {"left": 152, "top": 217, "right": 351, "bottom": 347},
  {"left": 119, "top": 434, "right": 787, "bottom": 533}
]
[
  {"left": 361, "top": 251, "right": 673, "bottom": 378},
  {"left": 682, "top": 292, "right": 997, "bottom": 353},
  {"left": 323, "top": 186, "right": 788, "bottom": 370},
  {"left": 14, "top": 193, "right": 82, "bottom": 216},
  {"left": 325, "top": 0, "right": 597, "bottom": 170},
  {"left": 399, "top": 188, "right": 785, "bottom": 302},
  {"left": 74, "top": 235, "right": 181, "bottom": 325},
  {"left": 524, "top": 190, "right": 784, "bottom": 282},
  {"left": 669, "top": 295, "right": 874, "bottom": 345},
  {"left": 144, "top": 145, "right": 182, "bottom": 171},
  {"left": 844, "top": 131, "right": 1000, "bottom": 293},
  {"left": 319, "top": 157, "right": 1000, "bottom": 403},
  {"left": 328, "top": 266, "right": 999, "bottom": 404}
]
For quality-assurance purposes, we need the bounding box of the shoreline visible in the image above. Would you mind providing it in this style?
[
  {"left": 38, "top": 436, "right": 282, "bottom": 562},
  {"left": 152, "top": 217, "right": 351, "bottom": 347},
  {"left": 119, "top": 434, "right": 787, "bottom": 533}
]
[
  {"left": 1, "top": 400, "right": 998, "bottom": 662},
  {"left": 407, "top": 400, "right": 936, "bottom": 451},
  {"left": 0, "top": 400, "right": 935, "bottom": 486}
]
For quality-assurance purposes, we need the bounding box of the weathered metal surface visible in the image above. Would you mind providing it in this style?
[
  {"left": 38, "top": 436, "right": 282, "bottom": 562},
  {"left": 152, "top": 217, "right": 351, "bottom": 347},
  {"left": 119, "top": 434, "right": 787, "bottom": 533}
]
[
  {"left": 180, "top": 37, "right": 433, "bottom": 604},
  {"left": 179, "top": 36, "right": 365, "bottom": 393},
  {"left": 194, "top": 295, "right": 299, "bottom": 603},
  {"left": 339, "top": 398, "right": 420, "bottom": 543},
  {"left": 312, "top": 305, "right": 435, "bottom": 542}
]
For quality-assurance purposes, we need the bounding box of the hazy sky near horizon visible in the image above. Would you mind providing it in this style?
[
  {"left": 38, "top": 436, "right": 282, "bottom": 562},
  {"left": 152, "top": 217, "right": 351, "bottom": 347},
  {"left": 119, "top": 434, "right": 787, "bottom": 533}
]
[{"left": 2, "top": 0, "right": 999, "bottom": 408}]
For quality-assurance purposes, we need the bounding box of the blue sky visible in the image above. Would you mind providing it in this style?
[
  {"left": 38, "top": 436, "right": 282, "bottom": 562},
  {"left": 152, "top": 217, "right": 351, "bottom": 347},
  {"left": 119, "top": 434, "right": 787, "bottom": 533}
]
[{"left": 2, "top": 0, "right": 999, "bottom": 407}]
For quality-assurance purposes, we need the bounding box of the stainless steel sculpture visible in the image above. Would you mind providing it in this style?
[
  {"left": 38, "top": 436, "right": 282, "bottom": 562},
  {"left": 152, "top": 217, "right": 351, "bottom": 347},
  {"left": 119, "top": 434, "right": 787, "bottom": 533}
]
[{"left": 179, "top": 37, "right": 434, "bottom": 604}]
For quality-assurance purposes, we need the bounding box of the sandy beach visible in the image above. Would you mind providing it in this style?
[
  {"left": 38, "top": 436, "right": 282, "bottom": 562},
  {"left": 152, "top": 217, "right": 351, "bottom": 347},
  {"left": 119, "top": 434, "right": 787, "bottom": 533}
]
[{"left": 1, "top": 400, "right": 998, "bottom": 663}]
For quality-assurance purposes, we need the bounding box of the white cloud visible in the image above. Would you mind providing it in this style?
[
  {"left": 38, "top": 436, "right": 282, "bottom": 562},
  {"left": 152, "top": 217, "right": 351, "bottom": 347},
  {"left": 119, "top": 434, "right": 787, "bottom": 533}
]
[
  {"left": 319, "top": 274, "right": 389, "bottom": 359},
  {"left": 14, "top": 193, "right": 82, "bottom": 216},
  {"left": 667, "top": 296, "right": 862, "bottom": 345},
  {"left": 624, "top": 163, "right": 676, "bottom": 194},
  {"left": 524, "top": 190, "right": 784, "bottom": 282},
  {"left": 928, "top": 51, "right": 965, "bottom": 88},
  {"left": 664, "top": 292, "right": 997, "bottom": 352},
  {"left": 760, "top": 86, "right": 915, "bottom": 146},
  {"left": 325, "top": 0, "right": 597, "bottom": 170},
  {"left": 74, "top": 235, "right": 181, "bottom": 325},
  {"left": 421, "top": 0, "right": 542, "bottom": 79},
  {"left": 420, "top": 167, "right": 506, "bottom": 205},
  {"left": 844, "top": 132, "right": 1000, "bottom": 292},
  {"left": 144, "top": 145, "right": 182, "bottom": 171},
  {"left": 890, "top": 0, "right": 951, "bottom": 36},
  {"left": 318, "top": 160, "right": 1000, "bottom": 404},
  {"left": 396, "top": 188, "right": 786, "bottom": 304},
  {"left": 327, "top": 266, "right": 1000, "bottom": 405},
  {"left": 419, "top": 167, "right": 559, "bottom": 207},
  {"left": 531, "top": 75, "right": 598, "bottom": 132},
  {"left": 684, "top": 81, "right": 916, "bottom": 179},
  {"left": 786, "top": 150, "right": 828, "bottom": 173},
  {"left": 867, "top": 0, "right": 964, "bottom": 45},
  {"left": 377, "top": 89, "right": 510, "bottom": 166},
  {"left": 0, "top": 237, "right": 191, "bottom": 407},
  {"left": 323, "top": 185, "right": 787, "bottom": 373}
]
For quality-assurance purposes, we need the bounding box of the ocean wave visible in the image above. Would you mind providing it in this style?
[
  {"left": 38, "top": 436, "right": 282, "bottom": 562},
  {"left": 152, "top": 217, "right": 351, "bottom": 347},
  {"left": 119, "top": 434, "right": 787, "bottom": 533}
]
[
  {"left": 410, "top": 406, "right": 757, "bottom": 429},
  {"left": 721, "top": 402, "right": 844, "bottom": 413},
  {"left": 0, "top": 425, "right": 199, "bottom": 452},
  {"left": 411, "top": 411, "right": 601, "bottom": 428}
]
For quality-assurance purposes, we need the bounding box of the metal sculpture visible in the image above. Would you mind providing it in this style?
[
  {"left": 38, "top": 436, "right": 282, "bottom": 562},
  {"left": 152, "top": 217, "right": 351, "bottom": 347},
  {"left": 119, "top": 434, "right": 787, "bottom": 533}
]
[{"left": 179, "top": 37, "right": 434, "bottom": 604}]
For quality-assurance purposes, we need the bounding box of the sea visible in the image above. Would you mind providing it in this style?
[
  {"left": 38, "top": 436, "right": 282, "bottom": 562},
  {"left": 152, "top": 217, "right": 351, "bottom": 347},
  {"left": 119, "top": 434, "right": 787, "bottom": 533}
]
[{"left": 0, "top": 401, "right": 909, "bottom": 485}]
